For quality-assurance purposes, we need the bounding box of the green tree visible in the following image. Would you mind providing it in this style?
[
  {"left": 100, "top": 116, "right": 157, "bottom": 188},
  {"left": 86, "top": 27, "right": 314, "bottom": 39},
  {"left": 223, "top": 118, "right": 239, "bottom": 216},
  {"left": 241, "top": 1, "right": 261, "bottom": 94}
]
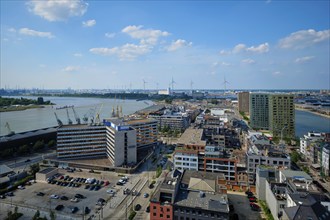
[
  {"left": 210, "top": 99, "right": 218, "bottom": 105},
  {"left": 290, "top": 151, "right": 301, "bottom": 163},
  {"left": 47, "top": 140, "right": 56, "bottom": 148},
  {"left": 30, "top": 163, "right": 40, "bottom": 176},
  {"left": 37, "top": 97, "right": 44, "bottom": 104},
  {"left": 17, "top": 145, "right": 29, "bottom": 155},
  {"left": 50, "top": 210, "right": 56, "bottom": 220},
  {"left": 33, "top": 140, "right": 44, "bottom": 152},
  {"left": 32, "top": 210, "right": 40, "bottom": 220}
]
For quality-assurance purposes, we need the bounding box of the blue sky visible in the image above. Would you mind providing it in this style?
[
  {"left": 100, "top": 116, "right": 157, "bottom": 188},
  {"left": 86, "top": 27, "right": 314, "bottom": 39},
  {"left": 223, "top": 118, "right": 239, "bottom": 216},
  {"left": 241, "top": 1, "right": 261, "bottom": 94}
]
[{"left": 1, "top": 0, "right": 329, "bottom": 90}]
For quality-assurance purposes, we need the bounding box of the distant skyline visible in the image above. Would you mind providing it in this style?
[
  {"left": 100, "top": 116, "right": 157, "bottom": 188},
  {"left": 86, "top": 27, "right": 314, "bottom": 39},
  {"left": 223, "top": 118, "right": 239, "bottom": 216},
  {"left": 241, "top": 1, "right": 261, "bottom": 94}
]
[{"left": 1, "top": 0, "right": 329, "bottom": 90}]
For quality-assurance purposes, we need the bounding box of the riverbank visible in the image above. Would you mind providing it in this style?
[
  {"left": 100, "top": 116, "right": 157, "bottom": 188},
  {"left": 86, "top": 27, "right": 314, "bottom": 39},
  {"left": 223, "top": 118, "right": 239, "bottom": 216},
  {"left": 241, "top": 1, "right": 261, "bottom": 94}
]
[
  {"left": 295, "top": 106, "right": 330, "bottom": 119},
  {"left": 0, "top": 105, "right": 45, "bottom": 112}
]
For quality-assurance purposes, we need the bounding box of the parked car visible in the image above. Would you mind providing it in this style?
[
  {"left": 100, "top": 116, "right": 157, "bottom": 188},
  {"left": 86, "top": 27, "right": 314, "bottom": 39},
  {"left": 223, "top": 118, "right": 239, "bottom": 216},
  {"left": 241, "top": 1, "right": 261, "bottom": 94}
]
[
  {"left": 250, "top": 203, "right": 260, "bottom": 211},
  {"left": 55, "top": 205, "right": 64, "bottom": 211},
  {"left": 143, "top": 193, "right": 149, "bottom": 198},
  {"left": 70, "top": 207, "right": 78, "bottom": 213},
  {"left": 70, "top": 198, "right": 79, "bottom": 203},
  {"left": 84, "top": 207, "right": 90, "bottom": 214},
  {"left": 50, "top": 194, "right": 59, "bottom": 199},
  {"left": 107, "top": 189, "right": 115, "bottom": 195},
  {"left": 249, "top": 197, "right": 257, "bottom": 202},
  {"left": 5, "top": 192, "right": 14, "bottom": 197},
  {"left": 0, "top": 195, "right": 6, "bottom": 199},
  {"left": 60, "top": 196, "right": 68, "bottom": 200},
  {"left": 94, "top": 185, "right": 101, "bottom": 191},
  {"left": 97, "top": 198, "right": 106, "bottom": 206},
  {"left": 146, "top": 206, "right": 150, "bottom": 213},
  {"left": 36, "top": 192, "right": 45, "bottom": 196},
  {"left": 25, "top": 159, "right": 31, "bottom": 163},
  {"left": 75, "top": 194, "right": 85, "bottom": 199},
  {"left": 104, "top": 181, "right": 109, "bottom": 186},
  {"left": 116, "top": 182, "right": 124, "bottom": 186},
  {"left": 134, "top": 204, "right": 141, "bottom": 211}
]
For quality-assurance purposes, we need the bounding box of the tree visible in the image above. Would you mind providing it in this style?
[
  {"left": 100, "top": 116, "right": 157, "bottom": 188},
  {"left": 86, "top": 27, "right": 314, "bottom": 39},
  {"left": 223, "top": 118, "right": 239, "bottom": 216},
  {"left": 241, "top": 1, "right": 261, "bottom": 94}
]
[
  {"left": 37, "top": 97, "right": 44, "bottom": 104},
  {"left": 50, "top": 210, "right": 56, "bottom": 220},
  {"left": 33, "top": 140, "right": 44, "bottom": 152},
  {"left": 47, "top": 140, "right": 56, "bottom": 148},
  {"left": 17, "top": 145, "right": 29, "bottom": 155},
  {"left": 210, "top": 99, "right": 218, "bottom": 105},
  {"left": 32, "top": 210, "right": 40, "bottom": 220},
  {"left": 30, "top": 163, "right": 40, "bottom": 176},
  {"left": 290, "top": 151, "right": 301, "bottom": 163}
]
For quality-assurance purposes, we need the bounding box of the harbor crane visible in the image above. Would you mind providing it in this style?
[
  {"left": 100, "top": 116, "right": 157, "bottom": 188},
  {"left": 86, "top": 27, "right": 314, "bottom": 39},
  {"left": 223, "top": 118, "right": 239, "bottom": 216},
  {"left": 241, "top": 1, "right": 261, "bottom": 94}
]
[
  {"left": 94, "top": 104, "right": 104, "bottom": 124},
  {"left": 5, "top": 122, "right": 15, "bottom": 136},
  {"left": 54, "top": 112, "right": 63, "bottom": 126},
  {"left": 66, "top": 108, "right": 73, "bottom": 125},
  {"left": 71, "top": 107, "right": 81, "bottom": 124}
]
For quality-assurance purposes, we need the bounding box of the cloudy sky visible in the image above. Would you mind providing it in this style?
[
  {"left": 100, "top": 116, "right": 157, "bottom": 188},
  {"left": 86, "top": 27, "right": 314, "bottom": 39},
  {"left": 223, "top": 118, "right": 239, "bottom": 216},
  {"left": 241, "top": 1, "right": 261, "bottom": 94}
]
[{"left": 1, "top": 0, "right": 329, "bottom": 90}]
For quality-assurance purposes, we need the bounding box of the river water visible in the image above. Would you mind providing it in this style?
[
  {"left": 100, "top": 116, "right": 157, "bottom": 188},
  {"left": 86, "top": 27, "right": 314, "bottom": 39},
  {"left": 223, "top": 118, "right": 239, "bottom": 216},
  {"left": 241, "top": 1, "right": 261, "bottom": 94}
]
[
  {"left": 1, "top": 96, "right": 329, "bottom": 137},
  {"left": 0, "top": 96, "right": 153, "bottom": 136}
]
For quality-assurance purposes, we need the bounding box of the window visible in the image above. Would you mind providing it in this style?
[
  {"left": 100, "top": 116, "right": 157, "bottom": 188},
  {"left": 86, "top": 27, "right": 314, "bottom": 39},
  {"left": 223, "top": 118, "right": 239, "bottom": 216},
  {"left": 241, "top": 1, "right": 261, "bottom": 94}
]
[
  {"left": 167, "top": 215, "right": 170, "bottom": 219},
  {"left": 167, "top": 208, "right": 170, "bottom": 212},
  {"left": 153, "top": 213, "right": 156, "bottom": 216},
  {"left": 160, "top": 214, "right": 163, "bottom": 218}
]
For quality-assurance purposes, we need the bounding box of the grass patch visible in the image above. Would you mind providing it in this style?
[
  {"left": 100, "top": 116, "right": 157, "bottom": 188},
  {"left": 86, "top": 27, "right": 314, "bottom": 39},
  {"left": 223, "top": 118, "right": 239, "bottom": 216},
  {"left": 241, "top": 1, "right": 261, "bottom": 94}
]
[
  {"left": 259, "top": 200, "right": 274, "bottom": 220},
  {"left": 128, "top": 211, "right": 136, "bottom": 220}
]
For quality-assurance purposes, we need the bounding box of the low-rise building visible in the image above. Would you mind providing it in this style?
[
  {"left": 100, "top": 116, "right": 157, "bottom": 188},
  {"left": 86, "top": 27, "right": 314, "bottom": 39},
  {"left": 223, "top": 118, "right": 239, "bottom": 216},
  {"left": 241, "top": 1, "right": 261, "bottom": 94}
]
[
  {"left": 150, "top": 170, "right": 230, "bottom": 220},
  {"left": 246, "top": 144, "right": 291, "bottom": 184}
]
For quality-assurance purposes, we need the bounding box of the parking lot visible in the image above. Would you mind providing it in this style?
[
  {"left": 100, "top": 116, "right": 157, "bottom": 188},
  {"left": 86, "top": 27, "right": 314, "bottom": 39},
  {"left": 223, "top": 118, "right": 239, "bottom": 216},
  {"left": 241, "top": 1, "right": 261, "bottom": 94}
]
[
  {"left": 0, "top": 169, "right": 139, "bottom": 219},
  {"left": 227, "top": 191, "right": 264, "bottom": 220}
]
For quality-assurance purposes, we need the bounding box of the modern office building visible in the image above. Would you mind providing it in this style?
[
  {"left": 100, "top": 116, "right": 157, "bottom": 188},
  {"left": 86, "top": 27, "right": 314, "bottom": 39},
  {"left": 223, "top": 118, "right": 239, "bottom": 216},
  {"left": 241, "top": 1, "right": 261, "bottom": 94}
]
[
  {"left": 238, "top": 92, "right": 250, "bottom": 114},
  {"left": 104, "top": 119, "right": 137, "bottom": 167},
  {"left": 126, "top": 118, "right": 158, "bottom": 149},
  {"left": 249, "top": 93, "right": 270, "bottom": 130},
  {"left": 57, "top": 124, "right": 106, "bottom": 160},
  {"left": 268, "top": 94, "right": 295, "bottom": 139},
  {"left": 56, "top": 120, "right": 137, "bottom": 167}
]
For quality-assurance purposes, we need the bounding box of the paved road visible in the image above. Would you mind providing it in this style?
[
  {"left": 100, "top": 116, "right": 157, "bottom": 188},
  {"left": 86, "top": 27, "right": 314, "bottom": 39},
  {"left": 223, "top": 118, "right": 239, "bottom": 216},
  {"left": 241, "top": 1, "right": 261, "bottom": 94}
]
[{"left": 6, "top": 152, "right": 56, "bottom": 169}]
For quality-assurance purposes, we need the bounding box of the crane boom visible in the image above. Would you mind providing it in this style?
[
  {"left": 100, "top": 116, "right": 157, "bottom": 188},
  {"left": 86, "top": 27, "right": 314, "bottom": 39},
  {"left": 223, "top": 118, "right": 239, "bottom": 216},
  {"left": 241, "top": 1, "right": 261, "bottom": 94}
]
[
  {"left": 95, "top": 104, "right": 104, "bottom": 124},
  {"left": 66, "top": 109, "right": 73, "bottom": 125},
  {"left": 54, "top": 112, "right": 63, "bottom": 126},
  {"left": 72, "top": 107, "right": 81, "bottom": 124},
  {"left": 5, "top": 122, "right": 15, "bottom": 136}
]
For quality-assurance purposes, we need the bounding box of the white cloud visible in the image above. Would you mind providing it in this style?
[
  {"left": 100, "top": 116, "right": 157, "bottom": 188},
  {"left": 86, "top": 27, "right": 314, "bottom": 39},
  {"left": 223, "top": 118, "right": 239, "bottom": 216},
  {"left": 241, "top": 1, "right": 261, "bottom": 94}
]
[
  {"left": 122, "top": 25, "right": 170, "bottom": 45},
  {"left": 213, "top": 61, "right": 231, "bottom": 67},
  {"left": 223, "top": 42, "right": 269, "bottom": 54},
  {"left": 8, "top": 28, "right": 16, "bottom": 33},
  {"left": 105, "top": 32, "right": 116, "bottom": 38},
  {"left": 62, "top": 66, "right": 80, "bottom": 72},
  {"left": 219, "top": 49, "right": 230, "bottom": 55},
  {"left": 19, "top": 28, "right": 54, "bottom": 38},
  {"left": 294, "top": 56, "right": 314, "bottom": 63},
  {"left": 73, "top": 53, "right": 83, "bottom": 57},
  {"left": 241, "top": 58, "right": 256, "bottom": 64},
  {"left": 39, "top": 64, "right": 46, "bottom": 68},
  {"left": 82, "top": 19, "right": 96, "bottom": 27},
  {"left": 167, "top": 39, "right": 192, "bottom": 52},
  {"left": 279, "top": 29, "right": 330, "bottom": 49},
  {"left": 233, "top": 44, "right": 246, "bottom": 53},
  {"left": 90, "top": 43, "right": 151, "bottom": 60},
  {"left": 272, "top": 71, "right": 281, "bottom": 76},
  {"left": 27, "top": 0, "right": 88, "bottom": 22},
  {"left": 246, "top": 43, "right": 269, "bottom": 53}
]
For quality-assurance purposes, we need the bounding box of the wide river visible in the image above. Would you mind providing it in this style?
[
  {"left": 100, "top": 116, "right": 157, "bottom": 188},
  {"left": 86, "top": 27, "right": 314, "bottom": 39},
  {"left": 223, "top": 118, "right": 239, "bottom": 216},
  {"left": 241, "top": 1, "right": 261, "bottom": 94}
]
[
  {"left": 1, "top": 96, "right": 329, "bottom": 137},
  {"left": 0, "top": 96, "right": 153, "bottom": 136}
]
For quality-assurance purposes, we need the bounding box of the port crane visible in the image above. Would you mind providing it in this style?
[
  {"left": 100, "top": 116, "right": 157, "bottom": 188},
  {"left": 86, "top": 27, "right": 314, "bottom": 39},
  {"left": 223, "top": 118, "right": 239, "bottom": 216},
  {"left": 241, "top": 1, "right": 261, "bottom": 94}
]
[
  {"left": 94, "top": 104, "right": 104, "bottom": 125},
  {"left": 71, "top": 107, "right": 81, "bottom": 124},
  {"left": 54, "top": 112, "right": 63, "bottom": 126},
  {"left": 5, "top": 122, "right": 15, "bottom": 136},
  {"left": 66, "top": 108, "right": 73, "bottom": 125}
]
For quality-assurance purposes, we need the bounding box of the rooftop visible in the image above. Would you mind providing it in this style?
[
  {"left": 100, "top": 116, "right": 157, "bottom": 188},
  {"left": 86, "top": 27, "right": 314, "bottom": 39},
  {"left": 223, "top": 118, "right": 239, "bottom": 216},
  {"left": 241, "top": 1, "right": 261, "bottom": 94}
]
[
  {"left": 0, "top": 165, "right": 13, "bottom": 175},
  {"left": 38, "top": 167, "right": 57, "bottom": 174},
  {"left": 125, "top": 118, "right": 157, "bottom": 125},
  {"left": 281, "top": 170, "right": 313, "bottom": 181},
  {"left": 175, "top": 189, "right": 229, "bottom": 213},
  {"left": 177, "top": 128, "right": 206, "bottom": 146}
]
